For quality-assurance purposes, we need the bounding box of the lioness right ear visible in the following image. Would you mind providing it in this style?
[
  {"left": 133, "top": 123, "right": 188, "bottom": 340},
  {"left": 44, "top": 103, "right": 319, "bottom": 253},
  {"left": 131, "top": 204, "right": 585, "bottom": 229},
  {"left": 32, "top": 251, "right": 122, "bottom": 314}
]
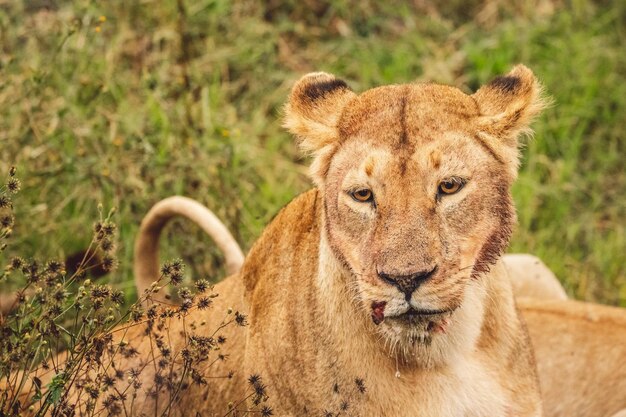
[{"left": 283, "top": 72, "right": 355, "bottom": 153}]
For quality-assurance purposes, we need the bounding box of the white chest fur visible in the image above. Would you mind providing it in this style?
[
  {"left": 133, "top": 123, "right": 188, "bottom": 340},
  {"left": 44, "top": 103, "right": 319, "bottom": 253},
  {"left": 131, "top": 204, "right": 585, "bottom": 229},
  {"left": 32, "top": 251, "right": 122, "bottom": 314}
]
[{"left": 367, "top": 357, "right": 508, "bottom": 417}]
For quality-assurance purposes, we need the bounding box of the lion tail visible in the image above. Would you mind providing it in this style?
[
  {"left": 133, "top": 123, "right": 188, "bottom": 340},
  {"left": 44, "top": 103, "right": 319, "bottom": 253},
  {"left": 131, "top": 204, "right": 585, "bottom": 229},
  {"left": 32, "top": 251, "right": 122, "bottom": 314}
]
[{"left": 133, "top": 196, "right": 244, "bottom": 303}]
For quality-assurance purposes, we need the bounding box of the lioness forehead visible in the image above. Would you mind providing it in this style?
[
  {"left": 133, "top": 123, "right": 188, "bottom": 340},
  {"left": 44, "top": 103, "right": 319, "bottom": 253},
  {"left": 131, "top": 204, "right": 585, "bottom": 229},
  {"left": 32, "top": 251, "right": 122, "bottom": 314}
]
[{"left": 338, "top": 84, "right": 479, "bottom": 146}]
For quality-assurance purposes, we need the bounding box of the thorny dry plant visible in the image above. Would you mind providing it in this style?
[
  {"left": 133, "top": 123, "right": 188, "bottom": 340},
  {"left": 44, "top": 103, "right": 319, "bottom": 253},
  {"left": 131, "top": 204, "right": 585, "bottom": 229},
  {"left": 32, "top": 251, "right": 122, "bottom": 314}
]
[{"left": 0, "top": 167, "right": 272, "bottom": 417}]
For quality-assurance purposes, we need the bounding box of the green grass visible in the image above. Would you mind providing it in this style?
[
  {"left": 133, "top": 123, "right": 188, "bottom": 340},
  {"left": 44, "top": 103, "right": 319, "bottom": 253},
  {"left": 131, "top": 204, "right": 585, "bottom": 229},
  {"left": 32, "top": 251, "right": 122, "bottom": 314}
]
[{"left": 0, "top": 0, "right": 624, "bottom": 304}]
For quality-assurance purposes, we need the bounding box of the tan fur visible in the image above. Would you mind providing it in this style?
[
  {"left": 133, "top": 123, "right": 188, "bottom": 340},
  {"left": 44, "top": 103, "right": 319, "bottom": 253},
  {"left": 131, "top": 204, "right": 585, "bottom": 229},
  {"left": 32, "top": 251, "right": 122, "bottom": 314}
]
[
  {"left": 505, "top": 254, "right": 567, "bottom": 300},
  {"left": 241, "top": 66, "right": 546, "bottom": 415},
  {"left": 519, "top": 298, "right": 626, "bottom": 417},
  {"left": 242, "top": 192, "right": 541, "bottom": 416},
  {"left": 12, "top": 67, "right": 553, "bottom": 416},
  {"left": 133, "top": 195, "right": 244, "bottom": 304}
]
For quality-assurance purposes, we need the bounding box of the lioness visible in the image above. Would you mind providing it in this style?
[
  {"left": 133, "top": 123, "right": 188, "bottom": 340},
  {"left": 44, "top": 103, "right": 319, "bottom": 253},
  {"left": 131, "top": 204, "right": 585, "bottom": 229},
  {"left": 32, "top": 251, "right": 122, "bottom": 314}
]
[
  {"left": 12, "top": 65, "right": 626, "bottom": 417},
  {"left": 238, "top": 66, "right": 546, "bottom": 416},
  {"left": 11, "top": 66, "right": 547, "bottom": 416},
  {"left": 133, "top": 197, "right": 626, "bottom": 417},
  {"left": 131, "top": 196, "right": 626, "bottom": 417}
]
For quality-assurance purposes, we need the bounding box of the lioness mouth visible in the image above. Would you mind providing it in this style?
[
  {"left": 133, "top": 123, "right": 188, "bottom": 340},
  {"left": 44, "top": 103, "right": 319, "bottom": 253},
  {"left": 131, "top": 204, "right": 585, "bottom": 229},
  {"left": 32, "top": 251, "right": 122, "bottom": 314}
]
[
  {"left": 391, "top": 307, "right": 453, "bottom": 325},
  {"left": 370, "top": 302, "right": 455, "bottom": 327},
  {"left": 403, "top": 308, "right": 450, "bottom": 317},
  {"left": 395, "top": 308, "right": 455, "bottom": 335}
]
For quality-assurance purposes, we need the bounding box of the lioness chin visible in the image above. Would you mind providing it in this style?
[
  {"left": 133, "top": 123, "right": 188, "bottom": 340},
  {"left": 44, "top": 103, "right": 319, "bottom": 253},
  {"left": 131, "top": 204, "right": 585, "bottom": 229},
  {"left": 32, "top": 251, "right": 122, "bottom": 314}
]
[{"left": 13, "top": 66, "right": 547, "bottom": 416}]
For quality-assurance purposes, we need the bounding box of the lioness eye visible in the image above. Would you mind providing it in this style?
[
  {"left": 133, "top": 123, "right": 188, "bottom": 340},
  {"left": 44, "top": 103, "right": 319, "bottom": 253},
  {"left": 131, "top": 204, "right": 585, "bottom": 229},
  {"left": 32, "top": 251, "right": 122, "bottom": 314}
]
[
  {"left": 351, "top": 189, "right": 374, "bottom": 203},
  {"left": 438, "top": 179, "right": 464, "bottom": 195}
]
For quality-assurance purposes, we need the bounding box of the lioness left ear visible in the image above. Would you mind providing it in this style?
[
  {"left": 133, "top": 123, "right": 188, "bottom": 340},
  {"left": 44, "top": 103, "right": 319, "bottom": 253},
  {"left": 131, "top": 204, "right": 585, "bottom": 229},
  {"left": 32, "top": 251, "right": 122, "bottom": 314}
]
[
  {"left": 284, "top": 72, "right": 356, "bottom": 185},
  {"left": 472, "top": 65, "right": 547, "bottom": 147}
]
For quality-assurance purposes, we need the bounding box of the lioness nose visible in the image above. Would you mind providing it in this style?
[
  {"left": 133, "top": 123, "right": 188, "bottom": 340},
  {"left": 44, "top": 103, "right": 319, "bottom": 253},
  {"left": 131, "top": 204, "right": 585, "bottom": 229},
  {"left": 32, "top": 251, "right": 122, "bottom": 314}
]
[{"left": 378, "top": 266, "right": 438, "bottom": 301}]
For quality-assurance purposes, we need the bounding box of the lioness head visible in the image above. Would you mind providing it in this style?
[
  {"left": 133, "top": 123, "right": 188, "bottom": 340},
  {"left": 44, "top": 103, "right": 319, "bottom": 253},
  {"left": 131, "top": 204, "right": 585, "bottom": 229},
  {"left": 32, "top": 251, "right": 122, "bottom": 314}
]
[{"left": 284, "top": 66, "right": 545, "bottom": 361}]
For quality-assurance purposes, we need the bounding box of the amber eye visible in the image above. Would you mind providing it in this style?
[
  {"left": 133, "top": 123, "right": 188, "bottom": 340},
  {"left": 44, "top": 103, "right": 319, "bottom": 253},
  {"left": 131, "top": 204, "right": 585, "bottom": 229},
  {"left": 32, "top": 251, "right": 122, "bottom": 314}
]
[
  {"left": 438, "top": 179, "right": 464, "bottom": 195},
  {"left": 351, "top": 189, "right": 374, "bottom": 203}
]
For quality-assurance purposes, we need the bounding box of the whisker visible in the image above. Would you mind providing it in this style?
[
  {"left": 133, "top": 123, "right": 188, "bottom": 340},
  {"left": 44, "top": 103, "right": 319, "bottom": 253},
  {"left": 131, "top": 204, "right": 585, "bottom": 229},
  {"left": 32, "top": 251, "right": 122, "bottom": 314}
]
[{"left": 458, "top": 264, "right": 475, "bottom": 272}]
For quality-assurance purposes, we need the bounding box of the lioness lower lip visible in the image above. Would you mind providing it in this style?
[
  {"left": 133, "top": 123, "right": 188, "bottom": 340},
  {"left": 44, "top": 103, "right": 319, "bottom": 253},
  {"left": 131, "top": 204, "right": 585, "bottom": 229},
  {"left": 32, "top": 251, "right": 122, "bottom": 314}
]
[
  {"left": 391, "top": 308, "right": 454, "bottom": 319},
  {"left": 405, "top": 309, "right": 449, "bottom": 316}
]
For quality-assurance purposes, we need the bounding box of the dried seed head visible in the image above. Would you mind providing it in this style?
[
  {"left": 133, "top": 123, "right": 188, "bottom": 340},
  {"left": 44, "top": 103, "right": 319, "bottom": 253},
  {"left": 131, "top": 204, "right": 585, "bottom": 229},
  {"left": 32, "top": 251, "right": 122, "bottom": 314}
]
[
  {"left": 100, "top": 237, "right": 115, "bottom": 252},
  {"left": 10, "top": 256, "right": 24, "bottom": 269},
  {"left": 6, "top": 178, "right": 20, "bottom": 193},
  {"left": 0, "top": 195, "right": 11, "bottom": 208},
  {"left": 197, "top": 296, "right": 211, "bottom": 310},
  {"left": 101, "top": 222, "right": 116, "bottom": 236},
  {"left": 355, "top": 377, "right": 366, "bottom": 394},
  {"left": 195, "top": 279, "right": 209, "bottom": 293},
  {"left": 1, "top": 215, "right": 13, "bottom": 228},
  {"left": 235, "top": 311, "right": 248, "bottom": 326},
  {"left": 101, "top": 255, "right": 117, "bottom": 272},
  {"left": 169, "top": 271, "right": 183, "bottom": 286},
  {"left": 46, "top": 260, "right": 64, "bottom": 274}
]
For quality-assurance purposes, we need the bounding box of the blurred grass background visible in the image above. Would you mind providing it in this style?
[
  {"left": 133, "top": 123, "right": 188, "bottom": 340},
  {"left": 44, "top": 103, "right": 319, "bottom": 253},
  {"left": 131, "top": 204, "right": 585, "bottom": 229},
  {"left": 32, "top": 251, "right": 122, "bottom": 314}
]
[{"left": 0, "top": 0, "right": 624, "bottom": 304}]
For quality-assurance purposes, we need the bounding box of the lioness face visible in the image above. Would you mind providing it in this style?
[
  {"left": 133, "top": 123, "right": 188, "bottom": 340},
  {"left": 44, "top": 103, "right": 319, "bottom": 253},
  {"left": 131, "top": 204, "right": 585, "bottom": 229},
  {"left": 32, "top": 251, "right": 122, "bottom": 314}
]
[{"left": 285, "top": 67, "right": 544, "bottom": 356}]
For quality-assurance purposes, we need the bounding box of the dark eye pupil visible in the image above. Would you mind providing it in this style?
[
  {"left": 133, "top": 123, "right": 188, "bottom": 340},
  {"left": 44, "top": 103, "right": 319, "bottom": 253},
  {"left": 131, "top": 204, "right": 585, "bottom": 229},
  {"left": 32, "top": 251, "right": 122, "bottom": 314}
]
[
  {"left": 443, "top": 182, "right": 454, "bottom": 189},
  {"left": 358, "top": 190, "right": 369, "bottom": 196}
]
